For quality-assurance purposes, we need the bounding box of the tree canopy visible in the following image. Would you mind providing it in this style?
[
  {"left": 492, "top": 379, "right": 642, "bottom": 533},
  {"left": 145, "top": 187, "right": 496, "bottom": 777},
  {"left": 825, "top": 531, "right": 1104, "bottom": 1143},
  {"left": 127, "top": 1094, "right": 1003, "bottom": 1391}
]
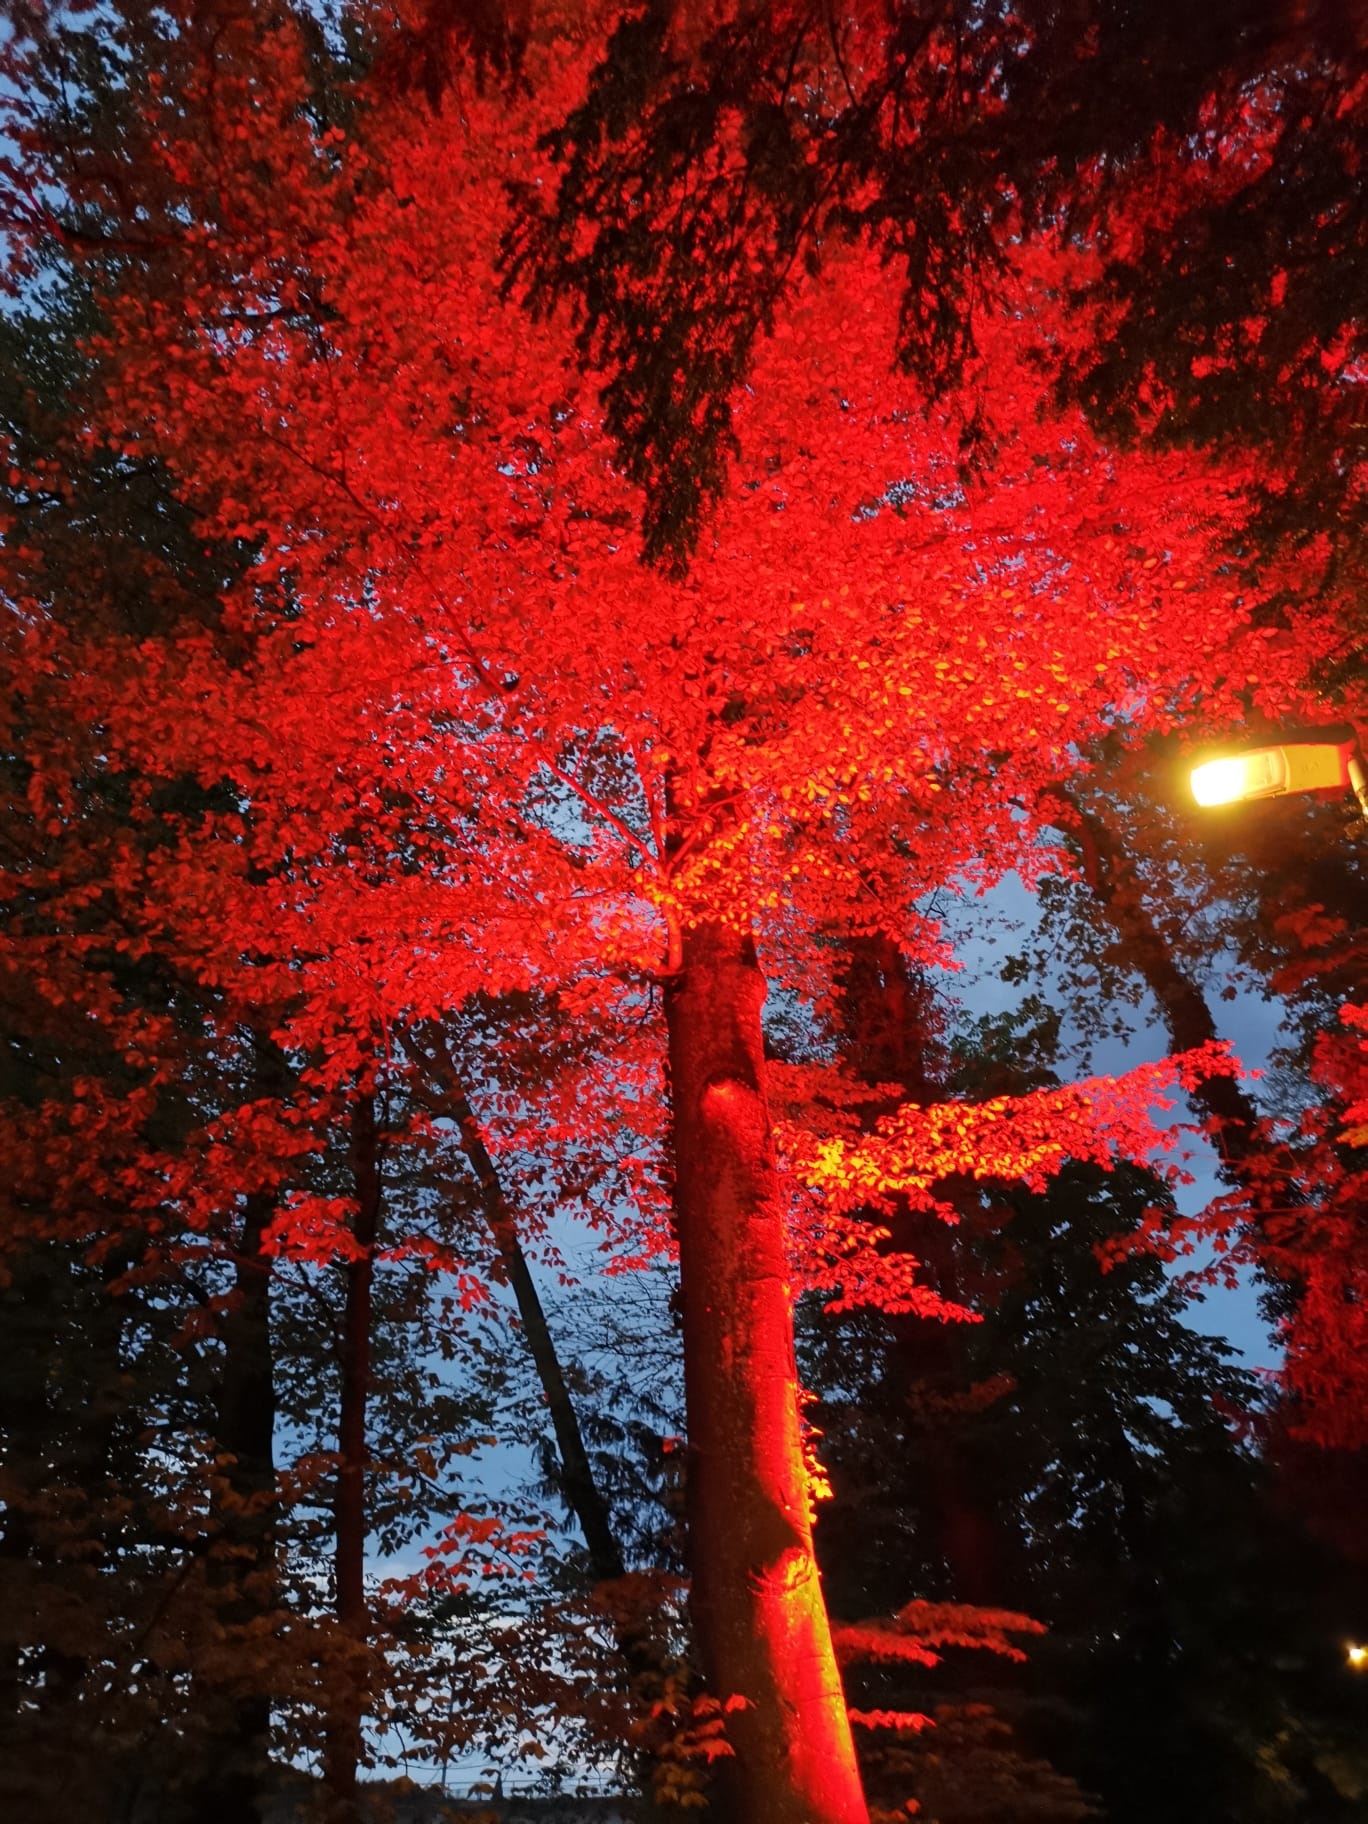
[{"left": 2, "top": 4, "right": 1367, "bottom": 1822}]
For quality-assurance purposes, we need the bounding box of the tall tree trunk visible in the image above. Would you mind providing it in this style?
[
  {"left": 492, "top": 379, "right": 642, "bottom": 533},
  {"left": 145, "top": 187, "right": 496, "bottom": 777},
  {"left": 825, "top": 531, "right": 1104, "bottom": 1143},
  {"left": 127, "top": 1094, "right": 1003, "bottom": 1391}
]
[
  {"left": 418, "top": 1029, "right": 625, "bottom": 1582},
  {"left": 323, "top": 1091, "right": 381, "bottom": 1824},
  {"left": 194, "top": 1186, "right": 280, "bottom": 1824},
  {"left": 0, "top": 1241, "right": 133, "bottom": 1813},
  {"left": 1069, "top": 793, "right": 1309, "bottom": 1319},
  {"left": 1068, "top": 796, "right": 1264, "bottom": 1165},
  {"left": 664, "top": 921, "right": 868, "bottom": 1824},
  {"left": 842, "top": 931, "right": 942, "bottom": 1106},
  {"left": 413, "top": 1027, "right": 678, "bottom": 1815}
]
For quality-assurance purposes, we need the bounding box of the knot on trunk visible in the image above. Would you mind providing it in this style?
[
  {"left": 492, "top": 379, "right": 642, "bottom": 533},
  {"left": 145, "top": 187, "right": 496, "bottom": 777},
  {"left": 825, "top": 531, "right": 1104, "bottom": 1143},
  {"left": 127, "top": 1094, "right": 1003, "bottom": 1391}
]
[
  {"left": 701, "top": 1073, "right": 766, "bottom": 1129},
  {"left": 699, "top": 1075, "right": 771, "bottom": 1180},
  {"left": 746, "top": 1540, "right": 815, "bottom": 1596}
]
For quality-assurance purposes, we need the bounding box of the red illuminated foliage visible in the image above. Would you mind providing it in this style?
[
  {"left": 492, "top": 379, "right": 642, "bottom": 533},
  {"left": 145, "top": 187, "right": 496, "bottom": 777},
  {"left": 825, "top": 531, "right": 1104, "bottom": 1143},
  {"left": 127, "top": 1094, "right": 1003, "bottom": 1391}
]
[{"left": 4, "top": 5, "right": 1362, "bottom": 1820}]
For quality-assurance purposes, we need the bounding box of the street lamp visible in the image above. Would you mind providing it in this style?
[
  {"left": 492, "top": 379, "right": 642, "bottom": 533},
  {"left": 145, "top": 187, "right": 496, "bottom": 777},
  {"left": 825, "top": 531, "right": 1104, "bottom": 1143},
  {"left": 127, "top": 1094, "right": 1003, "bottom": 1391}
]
[{"left": 1190, "top": 731, "right": 1368, "bottom": 818}]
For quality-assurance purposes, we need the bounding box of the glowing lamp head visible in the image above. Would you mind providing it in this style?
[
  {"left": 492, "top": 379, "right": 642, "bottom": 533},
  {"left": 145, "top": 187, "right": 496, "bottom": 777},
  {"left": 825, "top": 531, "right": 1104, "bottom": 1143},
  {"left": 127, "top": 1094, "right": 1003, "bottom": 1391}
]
[
  {"left": 1349, "top": 1643, "right": 1368, "bottom": 1670},
  {"left": 1190, "top": 749, "right": 1289, "bottom": 807}
]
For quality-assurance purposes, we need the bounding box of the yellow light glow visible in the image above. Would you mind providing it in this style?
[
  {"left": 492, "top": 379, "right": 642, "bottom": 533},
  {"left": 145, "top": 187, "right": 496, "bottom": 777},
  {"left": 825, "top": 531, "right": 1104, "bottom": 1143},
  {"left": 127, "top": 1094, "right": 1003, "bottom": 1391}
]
[
  {"left": 1349, "top": 1643, "right": 1368, "bottom": 1670},
  {"left": 1191, "top": 750, "right": 1287, "bottom": 807},
  {"left": 1191, "top": 740, "right": 1356, "bottom": 808}
]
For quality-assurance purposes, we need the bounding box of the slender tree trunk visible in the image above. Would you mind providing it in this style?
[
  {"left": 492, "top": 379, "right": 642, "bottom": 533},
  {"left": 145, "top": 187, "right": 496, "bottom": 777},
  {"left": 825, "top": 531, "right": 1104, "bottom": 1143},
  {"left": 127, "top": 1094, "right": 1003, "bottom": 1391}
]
[
  {"left": 323, "top": 1091, "right": 381, "bottom": 1824},
  {"left": 926, "top": 1444, "right": 1002, "bottom": 1608},
  {"left": 0, "top": 1243, "right": 127, "bottom": 1807},
  {"left": 431, "top": 1041, "right": 624, "bottom": 1582},
  {"left": 843, "top": 931, "right": 941, "bottom": 1106},
  {"left": 1069, "top": 796, "right": 1264, "bottom": 1164},
  {"left": 194, "top": 1187, "right": 280, "bottom": 1824},
  {"left": 417, "top": 1031, "right": 676, "bottom": 1816},
  {"left": 664, "top": 921, "right": 868, "bottom": 1824}
]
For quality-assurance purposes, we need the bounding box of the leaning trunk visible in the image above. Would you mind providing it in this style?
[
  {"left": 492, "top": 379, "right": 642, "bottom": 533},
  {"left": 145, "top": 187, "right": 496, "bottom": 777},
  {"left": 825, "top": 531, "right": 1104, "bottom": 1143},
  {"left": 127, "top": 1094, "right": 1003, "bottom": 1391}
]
[
  {"left": 1069, "top": 795, "right": 1264, "bottom": 1167},
  {"left": 439, "top": 1057, "right": 624, "bottom": 1584},
  {"left": 664, "top": 921, "right": 868, "bottom": 1824},
  {"left": 323, "top": 1091, "right": 381, "bottom": 1824}
]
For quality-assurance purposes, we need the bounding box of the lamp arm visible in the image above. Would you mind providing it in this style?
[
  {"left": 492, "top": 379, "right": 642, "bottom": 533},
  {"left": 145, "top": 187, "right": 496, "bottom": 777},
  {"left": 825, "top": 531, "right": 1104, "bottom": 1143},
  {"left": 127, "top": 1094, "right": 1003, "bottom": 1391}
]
[{"left": 1348, "top": 751, "right": 1368, "bottom": 820}]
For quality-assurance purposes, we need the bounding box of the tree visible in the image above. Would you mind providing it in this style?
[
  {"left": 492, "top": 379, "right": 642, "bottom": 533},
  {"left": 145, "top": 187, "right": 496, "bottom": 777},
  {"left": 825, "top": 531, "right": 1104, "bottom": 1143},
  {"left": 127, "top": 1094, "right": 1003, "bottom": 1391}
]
[
  {"left": 796, "top": 946, "right": 1368, "bottom": 1820},
  {"left": 807, "top": 1153, "right": 1368, "bottom": 1820},
  {"left": 1012, "top": 730, "right": 1368, "bottom": 1460},
  {"left": 501, "top": 0, "right": 1367, "bottom": 566},
  {"left": 5, "top": 5, "right": 1359, "bottom": 1820},
  {"left": 0, "top": 48, "right": 550, "bottom": 1817},
  {"left": 0, "top": 242, "right": 661, "bottom": 1817},
  {"left": 0, "top": 210, "right": 311, "bottom": 1820}
]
